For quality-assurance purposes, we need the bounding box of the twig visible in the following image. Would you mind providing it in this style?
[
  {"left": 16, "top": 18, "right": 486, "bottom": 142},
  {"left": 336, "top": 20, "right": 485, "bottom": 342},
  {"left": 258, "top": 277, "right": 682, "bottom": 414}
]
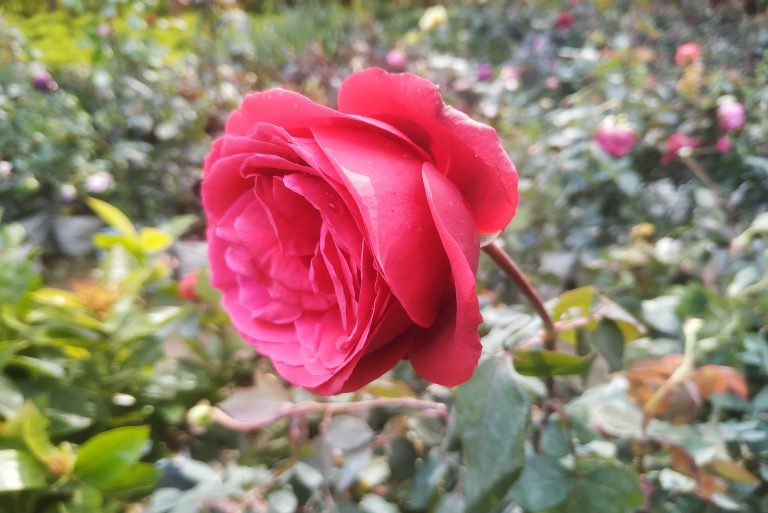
[{"left": 210, "top": 397, "right": 448, "bottom": 432}]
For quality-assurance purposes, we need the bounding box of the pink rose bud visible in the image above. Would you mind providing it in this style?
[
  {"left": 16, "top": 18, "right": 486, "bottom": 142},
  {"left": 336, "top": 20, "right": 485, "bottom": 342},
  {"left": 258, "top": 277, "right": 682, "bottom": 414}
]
[
  {"left": 715, "top": 136, "right": 732, "bottom": 154},
  {"left": 32, "top": 71, "right": 58, "bottom": 92},
  {"left": 477, "top": 63, "right": 494, "bottom": 81},
  {"left": 385, "top": 49, "right": 407, "bottom": 69},
  {"left": 594, "top": 123, "right": 637, "bottom": 158},
  {"left": 717, "top": 101, "right": 746, "bottom": 131},
  {"left": 178, "top": 270, "right": 201, "bottom": 301},
  {"left": 675, "top": 42, "right": 701, "bottom": 66},
  {"left": 201, "top": 68, "right": 519, "bottom": 394},
  {"left": 554, "top": 11, "right": 575, "bottom": 30},
  {"left": 661, "top": 132, "right": 701, "bottom": 164}
]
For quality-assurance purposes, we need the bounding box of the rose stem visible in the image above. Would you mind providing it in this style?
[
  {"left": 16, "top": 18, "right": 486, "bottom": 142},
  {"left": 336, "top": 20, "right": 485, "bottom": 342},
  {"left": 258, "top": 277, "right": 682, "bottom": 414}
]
[
  {"left": 211, "top": 397, "right": 448, "bottom": 432},
  {"left": 482, "top": 241, "right": 558, "bottom": 396}
]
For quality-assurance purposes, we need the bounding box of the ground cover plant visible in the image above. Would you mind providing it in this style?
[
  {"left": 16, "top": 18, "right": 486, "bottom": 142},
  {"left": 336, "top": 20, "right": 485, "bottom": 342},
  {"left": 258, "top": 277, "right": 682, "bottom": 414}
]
[{"left": 1, "top": 1, "right": 767, "bottom": 512}]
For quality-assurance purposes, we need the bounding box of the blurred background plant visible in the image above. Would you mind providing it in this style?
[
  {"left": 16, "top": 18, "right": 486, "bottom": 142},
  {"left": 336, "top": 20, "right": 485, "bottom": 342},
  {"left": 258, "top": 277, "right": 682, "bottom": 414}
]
[{"left": 1, "top": 0, "right": 767, "bottom": 512}]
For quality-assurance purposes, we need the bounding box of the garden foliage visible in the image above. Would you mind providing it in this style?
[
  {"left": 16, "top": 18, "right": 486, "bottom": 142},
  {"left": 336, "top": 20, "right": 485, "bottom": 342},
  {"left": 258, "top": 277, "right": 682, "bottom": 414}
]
[{"left": 1, "top": 1, "right": 767, "bottom": 512}]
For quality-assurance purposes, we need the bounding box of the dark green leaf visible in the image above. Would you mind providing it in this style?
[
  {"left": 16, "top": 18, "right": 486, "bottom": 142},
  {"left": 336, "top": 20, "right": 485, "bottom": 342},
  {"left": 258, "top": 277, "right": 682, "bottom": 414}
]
[
  {"left": 553, "top": 459, "right": 643, "bottom": 513},
  {"left": 0, "top": 449, "right": 47, "bottom": 492},
  {"left": 407, "top": 450, "right": 448, "bottom": 510},
  {"left": 511, "top": 454, "right": 573, "bottom": 511},
  {"left": 455, "top": 356, "right": 531, "bottom": 512},
  {"left": 514, "top": 350, "right": 596, "bottom": 377},
  {"left": 592, "top": 320, "right": 625, "bottom": 371},
  {"left": 541, "top": 418, "right": 572, "bottom": 458},
  {"left": 74, "top": 426, "right": 149, "bottom": 488}
]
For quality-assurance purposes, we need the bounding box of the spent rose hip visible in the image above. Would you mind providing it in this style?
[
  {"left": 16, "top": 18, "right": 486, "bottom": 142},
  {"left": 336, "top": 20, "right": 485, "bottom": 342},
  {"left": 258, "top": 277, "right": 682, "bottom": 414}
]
[{"left": 202, "top": 68, "right": 518, "bottom": 394}]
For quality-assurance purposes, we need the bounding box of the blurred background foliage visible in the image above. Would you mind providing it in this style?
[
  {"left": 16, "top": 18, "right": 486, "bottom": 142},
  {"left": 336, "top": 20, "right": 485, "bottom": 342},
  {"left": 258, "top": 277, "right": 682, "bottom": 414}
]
[{"left": 1, "top": 0, "right": 768, "bottom": 512}]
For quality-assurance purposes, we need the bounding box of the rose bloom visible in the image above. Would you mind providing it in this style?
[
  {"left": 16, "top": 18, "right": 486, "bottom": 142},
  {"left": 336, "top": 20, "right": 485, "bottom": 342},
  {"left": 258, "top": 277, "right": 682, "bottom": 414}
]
[
  {"left": 477, "top": 63, "right": 494, "bottom": 82},
  {"left": 203, "top": 68, "right": 518, "bottom": 394},
  {"left": 717, "top": 100, "right": 746, "bottom": 131},
  {"left": 661, "top": 132, "right": 701, "bottom": 164},
  {"left": 674, "top": 42, "right": 701, "bottom": 66},
  {"left": 594, "top": 121, "right": 637, "bottom": 158}
]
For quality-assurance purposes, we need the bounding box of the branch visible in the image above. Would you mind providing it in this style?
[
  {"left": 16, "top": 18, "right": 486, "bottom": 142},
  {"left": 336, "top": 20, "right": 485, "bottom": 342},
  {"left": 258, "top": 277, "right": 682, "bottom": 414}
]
[{"left": 210, "top": 397, "right": 448, "bottom": 432}]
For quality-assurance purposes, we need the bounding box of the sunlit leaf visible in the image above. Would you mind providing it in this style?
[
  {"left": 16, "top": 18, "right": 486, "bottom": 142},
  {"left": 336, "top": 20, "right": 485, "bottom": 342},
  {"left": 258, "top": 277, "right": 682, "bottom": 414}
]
[{"left": 514, "top": 349, "right": 595, "bottom": 377}]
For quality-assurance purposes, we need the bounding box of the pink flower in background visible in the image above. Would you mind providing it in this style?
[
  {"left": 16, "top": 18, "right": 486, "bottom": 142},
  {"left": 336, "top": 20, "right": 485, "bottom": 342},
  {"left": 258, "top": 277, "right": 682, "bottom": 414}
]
[
  {"left": 675, "top": 42, "right": 701, "bottom": 66},
  {"left": 202, "top": 68, "right": 519, "bottom": 394},
  {"left": 715, "top": 136, "right": 732, "bottom": 154},
  {"left": 477, "top": 63, "right": 494, "bottom": 81},
  {"left": 554, "top": 12, "right": 575, "bottom": 30},
  {"left": 717, "top": 100, "right": 746, "bottom": 131},
  {"left": 178, "top": 270, "right": 201, "bottom": 301},
  {"left": 97, "top": 24, "right": 111, "bottom": 37},
  {"left": 32, "top": 71, "right": 58, "bottom": 92},
  {"left": 661, "top": 132, "right": 701, "bottom": 164},
  {"left": 385, "top": 48, "right": 407, "bottom": 69},
  {"left": 594, "top": 120, "right": 637, "bottom": 158}
]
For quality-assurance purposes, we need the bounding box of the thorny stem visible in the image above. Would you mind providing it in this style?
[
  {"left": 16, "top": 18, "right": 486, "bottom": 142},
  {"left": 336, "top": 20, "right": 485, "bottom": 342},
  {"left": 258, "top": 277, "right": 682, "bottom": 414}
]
[
  {"left": 483, "top": 241, "right": 558, "bottom": 396},
  {"left": 210, "top": 397, "right": 447, "bottom": 432}
]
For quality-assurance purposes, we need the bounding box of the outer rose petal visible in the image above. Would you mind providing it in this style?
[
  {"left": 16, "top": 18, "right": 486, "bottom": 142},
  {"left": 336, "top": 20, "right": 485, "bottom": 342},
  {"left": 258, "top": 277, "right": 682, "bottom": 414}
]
[
  {"left": 312, "top": 124, "right": 449, "bottom": 328},
  {"left": 408, "top": 163, "right": 482, "bottom": 386},
  {"left": 338, "top": 67, "right": 518, "bottom": 234}
]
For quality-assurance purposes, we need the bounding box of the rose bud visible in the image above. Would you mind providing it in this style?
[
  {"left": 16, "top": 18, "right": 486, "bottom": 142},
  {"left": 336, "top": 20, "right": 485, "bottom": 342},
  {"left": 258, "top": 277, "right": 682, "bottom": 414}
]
[
  {"left": 594, "top": 119, "right": 637, "bottom": 158},
  {"left": 554, "top": 11, "right": 575, "bottom": 30},
  {"left": 674, "top": 42, "right": 701, "bottom": 66},
  {"left": 178, "top": 270, "right": 201, "bottom": 301},
  {"left": 715, "top": 136, "right": 732, "bottom": 154},
  {"left": 385, "top": 48, "right": 408, "bottom": 70},
  {"left": 661, "top": 132, "right": 700, "bottom": 164},
  {"left": 202, "top": 68, "right": 518, "bottom": 394},
  {"left": 32, "top": 71, "right": 58, "bottom": 92},
  {"left": 477, "top": 63, "right": 494, "bottom": 82},
  {"left": 716, "top": 98, "right": 746, "bottom": 131}
]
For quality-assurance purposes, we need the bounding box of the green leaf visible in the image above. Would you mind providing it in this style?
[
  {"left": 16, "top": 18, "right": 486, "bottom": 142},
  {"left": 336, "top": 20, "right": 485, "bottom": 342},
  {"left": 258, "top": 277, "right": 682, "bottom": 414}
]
[
  {"left": 20, "top": 402, "right": 56, "bottom": 465},
  {"left": 541, "top": 418, "right": 572, "bottom": 458},
  {"left": 157, "top": 214, "right": 197, "bottom": 238},
  {"left": 0, "top": 449, "right": 47, "bottom": 492},
  {"left": 592, "top": 320, "right": 625, "bottom": 371},
  {"left": 59, "top": 485, "right": 103, "bottom": 513},
  {"left": 552, "top": 459, "right": 643, "bottom": 513},
  {"left": 86, "top": 197, "right": 135, "bottom": 237},
  {"left": 74, "top": 426, "right": 149, "bottom": 488},
  {"left": 514, "top": 350, "right": 596, "bottom": 377},
  {"left": 407, "top": 450, "right": 448, "bottom": 510},
  {"left": 0, "top": 375, "right": 24, "bottom": 419},
  {"left": 511, "top": 454, "right": 573, "bottom": 511},
  {"left": 455, "top": 356, "right": 531, "bottom": 512},
  {"left": 138, "top": 227, "right": 173, "bottom": 253},
  {"left": 99, "top": 462, "right": 160, "bottom": 497},
  {"left": 552, "top": 287, "right": 597, "bottom": 343}
]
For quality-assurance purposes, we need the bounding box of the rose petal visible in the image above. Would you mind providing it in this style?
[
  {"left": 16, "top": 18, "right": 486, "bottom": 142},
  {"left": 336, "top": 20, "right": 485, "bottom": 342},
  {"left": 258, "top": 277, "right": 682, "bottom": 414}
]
[
  {"left": 408, "top": 163, "right": 482, "bottom": 386},
  {"left": 312, "top": 123, "right": 449, "bottom": 328},
  {"left": 338, "top": 67, "right": 518, "bottom": 234}
]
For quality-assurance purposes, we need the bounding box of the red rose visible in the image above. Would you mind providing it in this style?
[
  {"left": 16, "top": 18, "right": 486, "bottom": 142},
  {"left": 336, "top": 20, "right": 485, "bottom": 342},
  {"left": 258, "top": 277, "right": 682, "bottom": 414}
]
[{"left": 202, "top": 68, "right": 518, "bottom": 394}]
